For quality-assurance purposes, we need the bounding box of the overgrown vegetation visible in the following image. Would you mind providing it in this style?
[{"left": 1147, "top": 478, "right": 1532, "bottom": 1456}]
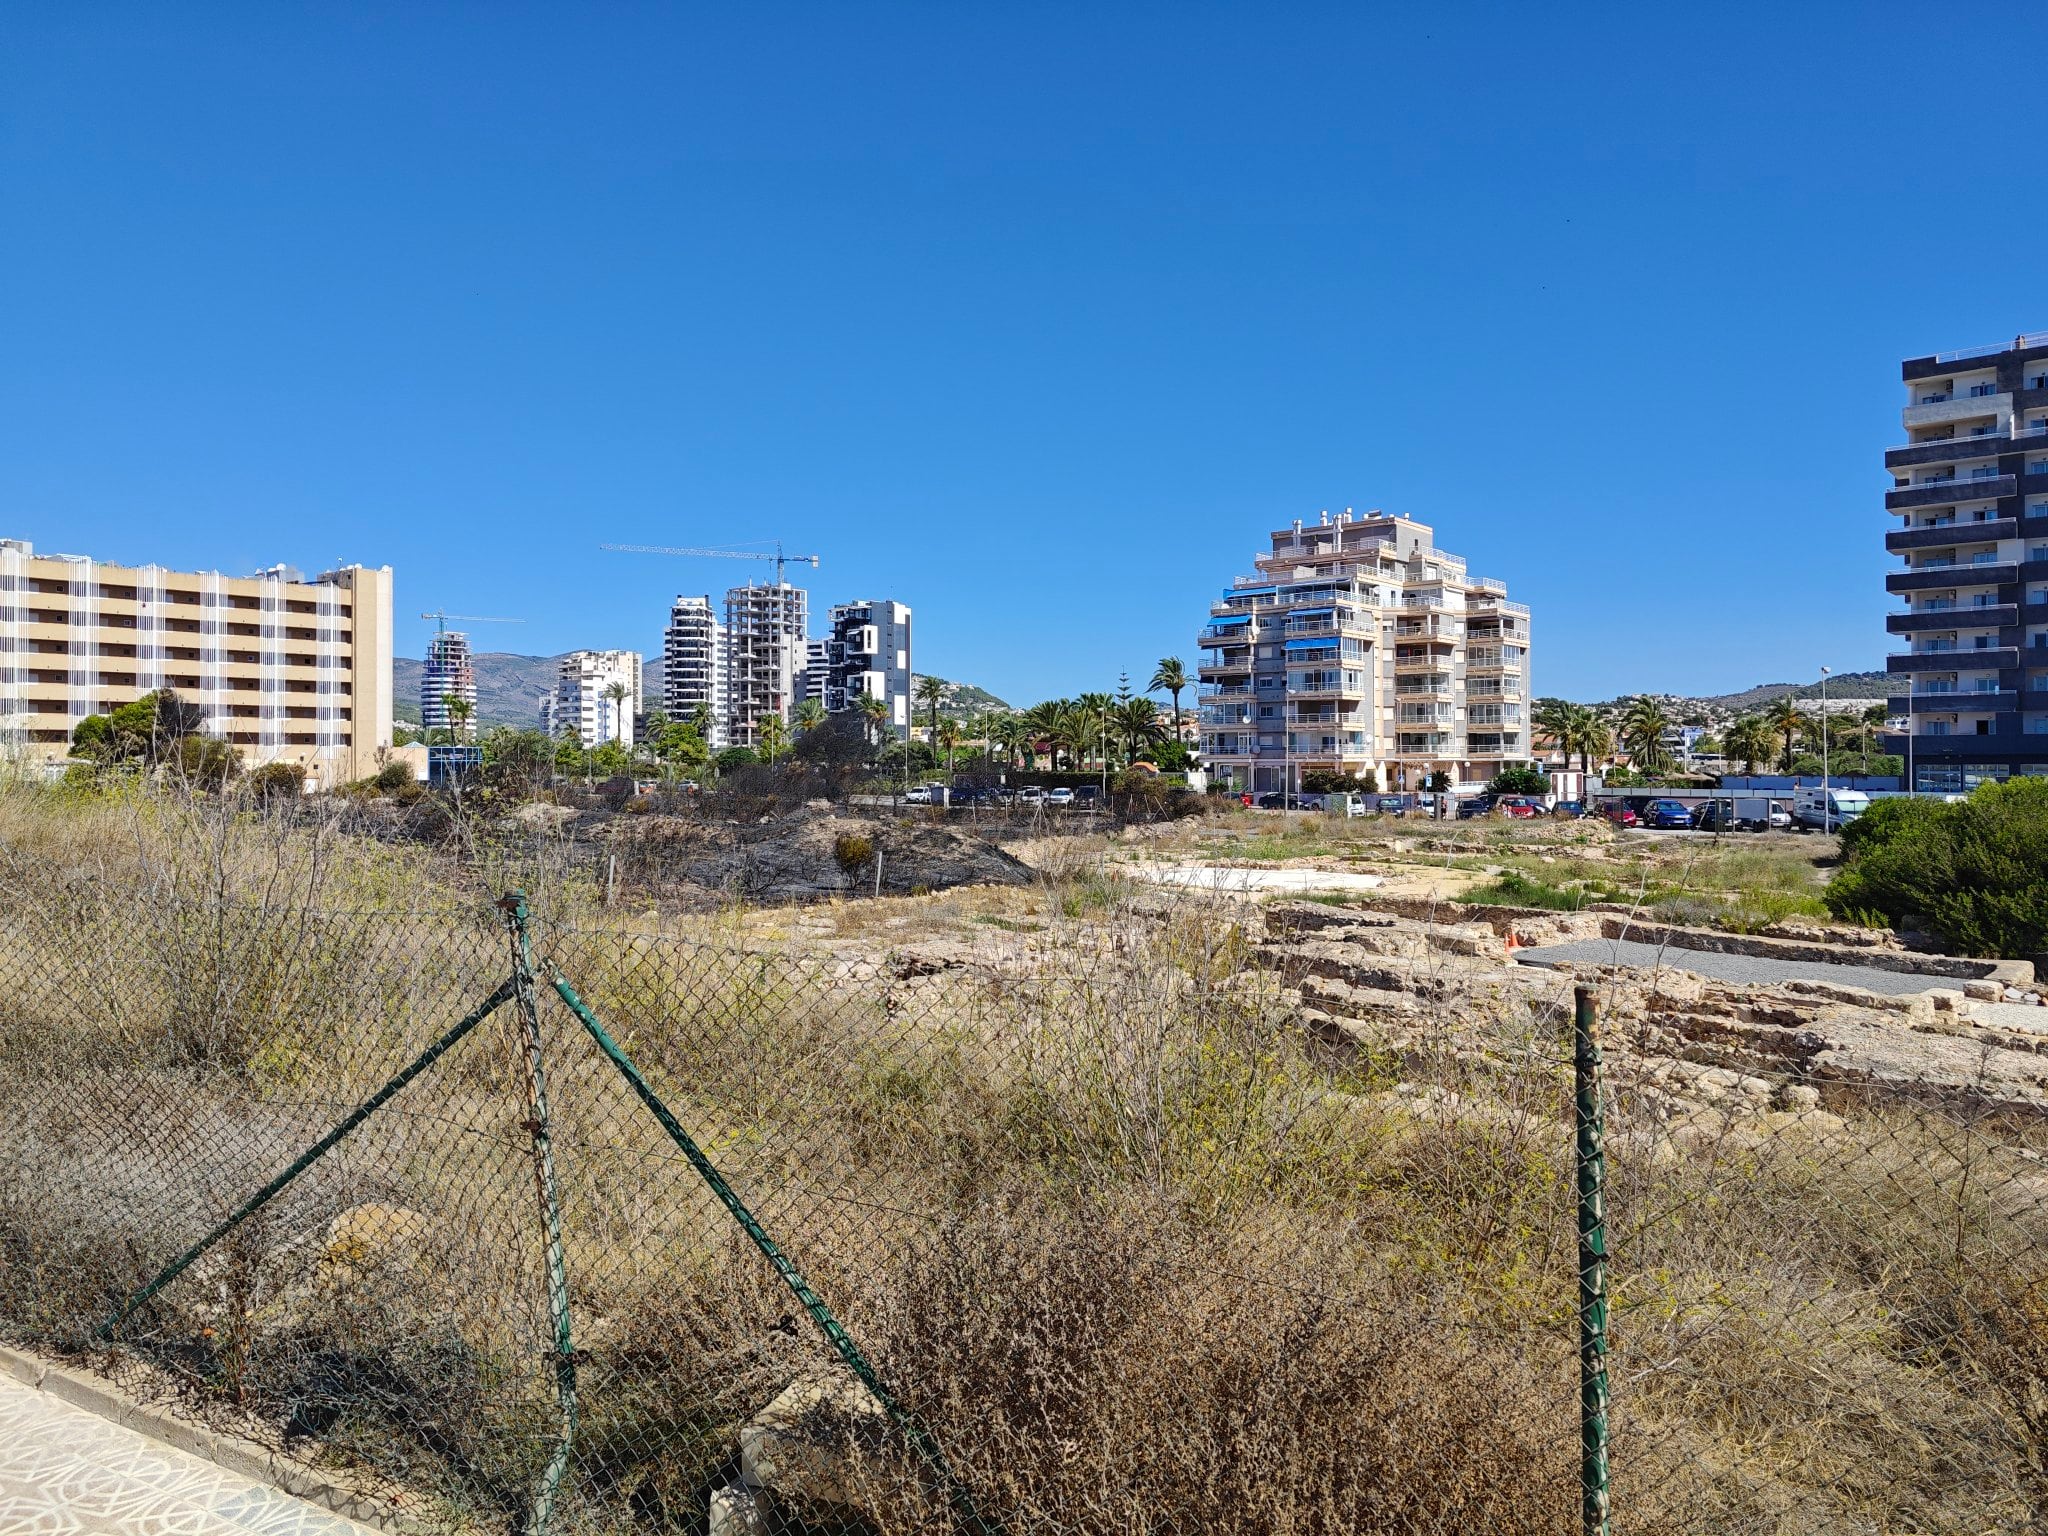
[
  {"left": 0, "top": 782, "right": 2041, "bottom": 1534},
  {"left": 1826, "top": 777, "right": 2048, "bottom": 957}
]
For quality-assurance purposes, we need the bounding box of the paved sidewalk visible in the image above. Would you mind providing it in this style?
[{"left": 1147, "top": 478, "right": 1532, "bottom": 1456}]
[{"left": 0, "top": 1370, "right": 377, "bottom": 1535}]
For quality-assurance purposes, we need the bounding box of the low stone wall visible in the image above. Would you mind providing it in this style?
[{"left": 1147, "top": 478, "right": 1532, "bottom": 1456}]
[{"left": 1592, "top": 916, "right": 2031, "bottom": 986}]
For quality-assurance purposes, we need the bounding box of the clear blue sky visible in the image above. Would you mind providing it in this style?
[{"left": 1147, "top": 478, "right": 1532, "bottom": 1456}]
[{"left": 6, "top": 5, "right": 2045, "bottom": 705}]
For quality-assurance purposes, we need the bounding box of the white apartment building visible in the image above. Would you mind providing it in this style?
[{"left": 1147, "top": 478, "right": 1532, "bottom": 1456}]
[
  {"left": 550, "top": 649, "right": 643, "bottom": 749},
  {"left": 796, "top": 639, "right": 830, "bottom": 706},
  {"left": 0, "top": 539, "right": 394, "bottom": 788},
  {"left": 1197, "top": 510, "right": 1531, "bottom": 794},
  {"left": 1885, "top": 331, "right": 2048, "bottom": 791},
  {"left": 724, "top": 581, "right": 806, "bottom": 749},
  {"left": 824, "top": 599, "right": 911, "bottom": 733},
  {"left": 420, "top": 630, "right": 477, "bottom": 739},
  {"left": 661, "top": 595, "right": 728, "bottom": 747}
]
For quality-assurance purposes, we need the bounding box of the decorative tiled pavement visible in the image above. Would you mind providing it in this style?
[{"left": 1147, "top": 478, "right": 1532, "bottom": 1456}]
[{"left": 0, "top": 1371, "right": 378, "bottom": 1535}]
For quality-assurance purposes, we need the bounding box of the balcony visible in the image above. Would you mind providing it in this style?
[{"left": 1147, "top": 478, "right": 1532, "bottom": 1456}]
[
  {"left": 1393, "top": 616, "right": 1460, "bottom": 639},
  {"left": 1885, "top": 517, "right": 2016, "bottom": 552},
  {"left": 1887, "top": 563, "right": 2016, "bottom": 593},
  {"left": 1394, "top": 679, "right": 1455, "bottom": 699},
  {"left": 1197, "top": 662, "right": 1251, "bottom": 685},
  {"left": 1886, "top": 474, "right": 2016, "bottom": 511},
  {"left": 1393, "top": 652, "right": 1450, "bottom": 672},
  {"left": 1467, "top": 654, "right": 1523, "bottom": 674},
  {"left": 1886, "top": 730, "right": 2034, "bottom": 756},
  {"left": 1199, "top": 623, "right": 1257, "bottom": 645},
  {"left": 1902, "top": 393, "right": 2010, "bottom": 432},
  {"left": 1887, "top": 604, "right": 2016, "bottom": 633},
  {"left": 1199, "top": 685, "right": 1255, "bottom": 702},
  {"left": 1886, "top": 647, "right": 2018, "bottom": 673},
  {"left": 1888, "top": 691, "right": 2017, "bottom": 714},
  {"left": 1884, "top": 433, "right": 2012, "bottom": 473}
]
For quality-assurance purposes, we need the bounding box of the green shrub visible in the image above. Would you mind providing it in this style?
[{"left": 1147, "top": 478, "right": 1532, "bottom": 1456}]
[
  {"left": 1455, "top": 870, "right": 1592, "bottom": 911},
  {"left": 1483, "top": 765, "right": 1549, "bottom": 797},
  {"left": 374, "top": 760, "right": 415, "bottom": 792},
  {"left": 1826, "top": 779, "right": 2048, "bottom": 958},
  {"left": 833, "top": 830, "right": 876, "bottom": 874}
]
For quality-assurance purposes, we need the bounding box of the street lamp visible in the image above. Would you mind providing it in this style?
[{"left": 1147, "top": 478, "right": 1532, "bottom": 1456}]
[{"left": 1820, "top": 665, "right": 1831, "bottom": 833}]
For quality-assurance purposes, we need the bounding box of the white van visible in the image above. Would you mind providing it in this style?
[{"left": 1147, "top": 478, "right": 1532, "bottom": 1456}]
[
  {"left": 1322, "top": 791, "right": 1372, "bottom": 818},
  {"left": 1793, "top": 786, "right": 1869, "bottom": 831}
]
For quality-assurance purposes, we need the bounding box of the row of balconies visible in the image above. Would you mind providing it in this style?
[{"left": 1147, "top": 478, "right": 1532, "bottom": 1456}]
[{"left": 1885, "top": 516, "right": 2016, "bottom": 551}]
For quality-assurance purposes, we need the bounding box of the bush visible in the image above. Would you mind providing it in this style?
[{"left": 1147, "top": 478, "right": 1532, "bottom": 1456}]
[
  {"left": 1484, "top": 765, "right": 1549, "bottom": 797},
  {"left": 1302, "top": 769, "right": 1378, "bottom": 794},
  {"left": 374, "top": 760, "right": 415, "bottom": 792},
  {"left": 833, "top": 831, "right": 876, "bottom": 874},
  {"left": 1826, "top": 779, "right": 2048, "bottom": 958},
  {"left": 246, "top": 761, "right": 306, "bottom": 803}
]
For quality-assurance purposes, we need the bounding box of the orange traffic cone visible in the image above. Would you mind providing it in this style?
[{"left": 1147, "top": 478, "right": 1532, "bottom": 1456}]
[{"left": 1505, "top": 930, "right": 1522, "bottom": 959}]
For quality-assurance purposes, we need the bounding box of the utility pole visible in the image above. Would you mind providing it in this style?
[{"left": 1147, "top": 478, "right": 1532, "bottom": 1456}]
[{"left": 1820, "top": 666, "right": 1832, "bottom": 833}]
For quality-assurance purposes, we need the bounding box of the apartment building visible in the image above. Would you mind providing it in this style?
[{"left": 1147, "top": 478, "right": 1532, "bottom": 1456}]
[
  {"left": 724, "top": 581, "right": 807, "bottom": 749},
  {"left": 1196, "top": 510, "right": 1531, "bottom": 795},
  {"left": 795, "top": 639, "right": 830, "bottom": 707},
  {"left": 1885, "top": 331, "right": 2048, "bottom": 791},
  {"left": 420, "top": 630, "right": 477, "bottom": 739},
  {"left": 823, "top": 599, "right": 911, "bottom": 732},
  {"left": 660, "top": 595, "right": 728, "bottom": 747},
  {"left": 550, "top": 649, "right": 643, "bottom": 749},
  {"left": 0, "top": 539, "right": 393, "bottom": 787}
]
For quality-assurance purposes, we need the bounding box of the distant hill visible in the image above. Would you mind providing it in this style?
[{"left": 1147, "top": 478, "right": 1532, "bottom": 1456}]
[
  {"left": 1697, "top": 671, "right": 1890, "bottom": 711},
  {"left": 395, "top": 652, "right": 562, "bottom": 728},
  {"left": 924, "top": 677, "right": 1011, "bottom": 719}
]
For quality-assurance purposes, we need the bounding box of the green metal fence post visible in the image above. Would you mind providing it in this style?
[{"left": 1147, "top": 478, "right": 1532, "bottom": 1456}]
[
  {"left": 98, "top": 977, "right": 517, "bottom": 1343},
  {"left": 500, "top": 893, "right": 579, "bottom": 1536},
  {"left": 1574, "top": 984, "right": 1611, "bottom": 1536},
  {"left": 543, "top": 959, "right": 1001, "bottom": 1534}
]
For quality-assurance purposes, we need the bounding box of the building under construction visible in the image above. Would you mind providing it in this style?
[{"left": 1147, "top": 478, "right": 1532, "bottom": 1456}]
[
  {"left": 420, "top": 631, "right": 477, "bottom": 739},
  {"left": 723, "top": 580, "right": 806, "bottom": 749}
]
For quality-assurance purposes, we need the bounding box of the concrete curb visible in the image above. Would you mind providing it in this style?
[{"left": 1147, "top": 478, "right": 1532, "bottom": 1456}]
[{"left": 0, "top": 1343, "right": 416, "bottom": 1533}]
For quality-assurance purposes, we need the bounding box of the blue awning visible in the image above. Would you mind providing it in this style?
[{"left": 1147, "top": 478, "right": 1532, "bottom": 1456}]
[
  {"left": 1208, "top": 615, "right": 1250, "bottom": 626},
  {"left": 1227, "top": 585, "right": 1275, "bottom": 597},
  {"left": 1285, "top": 637, "right": 1338, "bottom": 650},
  {"left": 1289, "top": 606, "right": 1335, "bottom": 617}
]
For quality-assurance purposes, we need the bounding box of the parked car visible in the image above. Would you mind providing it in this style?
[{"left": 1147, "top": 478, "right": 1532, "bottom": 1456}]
[
  {"left": 1046, "top": 787, "right": 1076, "bottom": 807},
  {"left": 1497, "top": 797, "right": 1540, "bottom": 819},
  {"left": 1376, "top": 795, "right": 1410, "bottom": 814},
  {"left": 1456, "top": 795, "right": 1496, "bottom": 820},
  {"left": 902, "top": 785, "right": 933, "bottom": 805},
  {"left": 1016, "top": 786, "right": 1046, "bottom": 806},
  {"left": 1643, "top": 799, "right": 1694, "bottom": 830},
  {"left": 1690, "top": 799, "right": 1734, "bottom": 832},
  {"left": 1551, "top": 800, "right": 1586, "bottom": 818},
  {"left": 1073, "top": 784, "right": 1101, "bottom": 807},
  {"left": 1256, "top": 792, "right": 1316, "bottom": 810},
  {"left": 1602, "top": 803, "right": 1639, "bottom": 828}
]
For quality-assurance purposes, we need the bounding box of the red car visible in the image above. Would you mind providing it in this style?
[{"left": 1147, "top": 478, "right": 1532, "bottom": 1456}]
[
  {"left": 1498, "top": 797, "right": 1540, "bottom": 819},
  {"left": 1602, "top": 804, "right": 1638, "bottom": 828}
]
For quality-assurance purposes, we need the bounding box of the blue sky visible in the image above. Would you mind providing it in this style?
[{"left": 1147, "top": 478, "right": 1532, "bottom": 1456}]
[{"left": 5, "top": 5, "right": 2045, "bottom": 705}]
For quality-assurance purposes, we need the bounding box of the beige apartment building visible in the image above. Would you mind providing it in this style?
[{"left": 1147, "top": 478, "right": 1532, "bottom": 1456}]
[
  {"left": 1198, "top": 509, "right": 1531, "bottom": 794},
  {"left": 0, "top": 539, "right": 394, "bottom": 788}
]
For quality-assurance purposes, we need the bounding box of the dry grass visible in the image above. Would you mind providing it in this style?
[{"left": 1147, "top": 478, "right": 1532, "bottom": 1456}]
[{"left": 0, "top": 783, "right": 2043, "bottom": 1534}]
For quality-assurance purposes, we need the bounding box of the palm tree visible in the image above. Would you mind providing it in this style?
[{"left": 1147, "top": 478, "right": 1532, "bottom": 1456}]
[
  {"left": 1532, "top": 697, "right": 1575, "bottom": 763},
  {"left": 756, "top": 713, "right": 790, "bottom": 763},
  {"left": 1024, "top": 700, "right": 1068, "bottom": 769},
  {"left": 603, "top": 680, "right": 631, "bottom": 744},
  {"left": 1724, "top": 716, "right": 1775, "bottom": 776},
  {"left": 991, "top": 712, "right": 1031, "bottom": 770},
  {"left": 934, "top": 718, "right": 961, "bottom": 778},
  {"left": 443, "top": 694, "right": 475, "bottom": 744},
  {"left": 1149, "top": 658, "right": 1187, "bottom": 743},
  {"left": 856, "top": 693, "right": 889, "bottom": 753},
  {"left": 915, "top": 675, "right": 945, "bottom": 739},
  {"left": 1765, "top": 697, "right": 1807, "bottom": 771},
  {"left": 1115, "top": 698, "right": 1164, "bottom": 762},
  {"left": 793, "top": 698, "right": 826, "bottom": 734},
  {"left": 1074, "top": 693, "right": 1114, "bottom": 767},
  {"left": 1618, "top": 695, "right": 1672, "bottom": 772}
]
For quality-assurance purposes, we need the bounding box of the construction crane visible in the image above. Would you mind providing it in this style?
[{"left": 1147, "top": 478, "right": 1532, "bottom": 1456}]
[
  {"left": 599, "top": 542, "right": 821, "bottom": 586},
  {"left": 420, "top": 611, "right": 524, "bottom": 635}
]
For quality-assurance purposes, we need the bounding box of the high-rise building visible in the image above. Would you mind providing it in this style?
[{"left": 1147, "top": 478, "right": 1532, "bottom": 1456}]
[
  {"left": 0, "top": 539, "right": 394, "bottom": 788},
  {"left": 661, "top": 595, "right": 728, "bottom": 747},
  {"left": 1196, "top": 510, "right": 1531, "bottom": 795},
  {"left": 796, "top": 639, "right": 830, "bottom": 706},
  {"left": 724, "top": 581, "right": 807, "bottom": 749},
  {"left": 824, "top": 600, "right": 911, "bottom": 736},
  {"left": 551, "top": 649, "right": 643, "bottom": 749},
  {"left": 1886, "top": 331, "right": 2048, "bottom": 791},
  {"left": 421, "top": 630, "right": 477, "bottom": 739}
]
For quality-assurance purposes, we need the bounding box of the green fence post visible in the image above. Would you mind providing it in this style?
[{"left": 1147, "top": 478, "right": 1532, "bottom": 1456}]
[
  {"left": 543, "top": 959, "right": 1001, "bottom": 1534},
  {"left": 500, "top": 893, "right": 579, "bottom": 1536},
  {"left": 1574, "top": 984, "right": 1611, "bottom": 1536}
]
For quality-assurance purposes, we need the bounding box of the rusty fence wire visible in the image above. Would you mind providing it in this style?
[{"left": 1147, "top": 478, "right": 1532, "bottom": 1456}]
[{"left": 0, "top": 857, "right": 2043, "bottom": 1535}]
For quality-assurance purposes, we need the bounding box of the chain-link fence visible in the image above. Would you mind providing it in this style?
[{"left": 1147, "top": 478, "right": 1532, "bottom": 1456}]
[{"left": 1, "top": 848, "right": 2043, "bottom": 1535}]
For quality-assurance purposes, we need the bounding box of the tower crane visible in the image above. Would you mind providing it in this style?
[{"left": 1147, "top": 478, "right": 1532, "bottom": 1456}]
[
  {"left": 420, "top": 611, "right": 524, "bottom": 635},
  {"left": 598, "top": 542, "right": 821, "bottom": 586}
]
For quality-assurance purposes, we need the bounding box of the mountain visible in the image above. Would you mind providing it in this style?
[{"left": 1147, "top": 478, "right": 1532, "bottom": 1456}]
[
  {"left": 394, "top": 652, "right": 564, "bottom": 728},
  {"left": 1696, "top": 671, "right": 1890, "bottom": 711},
  {"left": 923, "top": 677, "right": 1011, "bottom": 719}
]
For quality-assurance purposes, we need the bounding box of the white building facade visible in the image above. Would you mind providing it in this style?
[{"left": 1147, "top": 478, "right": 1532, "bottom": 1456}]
[
  {"left": 551, "top": 649, "right": 643, "bottom": 749},
  {"left": 1197, "top": 510, "right": 1531, "bottom": 795},
  {"left": 661, "top": 595, "right": 728, "bottom": 747},
  {"left": 420, "top": 631, "right": 477, "bottom": 739},
  {"left": 724, "top": 582, "right": 807, "bottom": 750}
]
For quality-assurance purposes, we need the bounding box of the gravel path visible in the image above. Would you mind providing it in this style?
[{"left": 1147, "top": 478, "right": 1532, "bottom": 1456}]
[{"left": 1516, "top": 937, "right": 1956, "bottom": 997}]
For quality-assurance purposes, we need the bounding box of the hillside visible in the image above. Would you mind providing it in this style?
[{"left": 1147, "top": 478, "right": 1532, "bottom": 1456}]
[
  {"left": 395, "top": 653, "right": 561, "bottom": 727},
  {"left": 923, "top": 677, "right": 1011, "bottom": 719},
  {"left": 1698, "top": 670, "right": 1889, "bottom": 710}
]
